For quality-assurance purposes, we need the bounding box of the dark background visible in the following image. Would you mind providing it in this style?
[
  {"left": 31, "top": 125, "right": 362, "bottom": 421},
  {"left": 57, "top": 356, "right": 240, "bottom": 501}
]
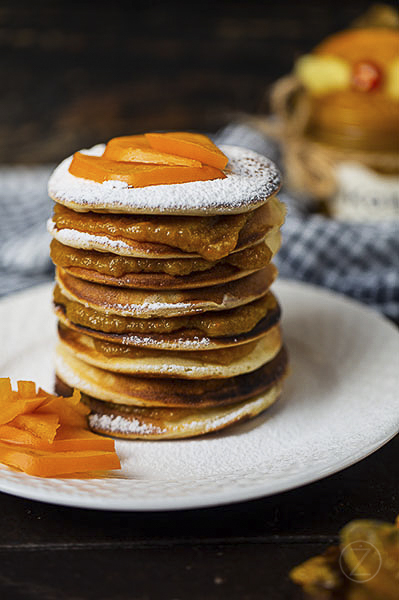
[{"left": 2, "top": 0, "right": 394, "bottom": 163}]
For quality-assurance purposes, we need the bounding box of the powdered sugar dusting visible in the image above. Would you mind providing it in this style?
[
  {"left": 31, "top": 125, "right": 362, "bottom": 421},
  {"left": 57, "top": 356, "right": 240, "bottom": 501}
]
[
  {"left": 47, "top": 218, "right": 198, "bottom": 258},
  {"left": 48, "top": 144, "right": 281, "bottom": 216},
  {"left": 89, "top": 413, "right": 166, "bottom": 436},
  {"left": 119, "top": 333, "right": 216, "bottom": 350},
  {"left": 48, "top": 219, "right": 151, "bottom": 256}
]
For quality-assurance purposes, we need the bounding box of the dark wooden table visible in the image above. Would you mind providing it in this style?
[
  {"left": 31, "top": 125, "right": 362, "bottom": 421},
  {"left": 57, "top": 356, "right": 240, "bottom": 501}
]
[
  {"left": 0, "top": 434, "right": 397, "bottom": 599},
  {"left": 1, "top": 0, "right": 392, "bottom": 163}
]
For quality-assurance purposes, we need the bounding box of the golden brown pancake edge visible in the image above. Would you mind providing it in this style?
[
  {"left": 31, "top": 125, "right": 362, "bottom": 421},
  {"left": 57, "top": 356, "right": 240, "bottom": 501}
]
[
  {"left": 55, "top": 345, "right": 288, "bottom": 408},
  {"left": 56, "top": 322, "right": 282, "bottom": 378}
]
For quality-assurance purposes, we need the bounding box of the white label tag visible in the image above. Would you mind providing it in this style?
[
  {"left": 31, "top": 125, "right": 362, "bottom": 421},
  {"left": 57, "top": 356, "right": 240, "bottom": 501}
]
[{"left": 330, "top": 162, "right": 399, "bottom": 222}]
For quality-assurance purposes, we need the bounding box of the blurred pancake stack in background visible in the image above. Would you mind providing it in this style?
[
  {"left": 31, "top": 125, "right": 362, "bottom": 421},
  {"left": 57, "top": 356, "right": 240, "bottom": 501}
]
[
  {"left": 47, "top": 133, "right": 288, "bottom": 439},
  {"left": 254, "top": 4, "right": 399, "bottom": 222}
]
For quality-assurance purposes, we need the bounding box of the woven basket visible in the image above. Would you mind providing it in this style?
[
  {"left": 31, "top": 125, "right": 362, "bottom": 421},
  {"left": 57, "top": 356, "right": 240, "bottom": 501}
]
[{"left": 249, "top": 76, "right": 399, "bottom": 206}]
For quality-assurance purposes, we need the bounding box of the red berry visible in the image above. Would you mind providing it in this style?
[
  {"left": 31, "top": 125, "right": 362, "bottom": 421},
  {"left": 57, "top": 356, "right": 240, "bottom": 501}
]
[{"left": 352, "top": 61, "right": 382, "bottom": 92}]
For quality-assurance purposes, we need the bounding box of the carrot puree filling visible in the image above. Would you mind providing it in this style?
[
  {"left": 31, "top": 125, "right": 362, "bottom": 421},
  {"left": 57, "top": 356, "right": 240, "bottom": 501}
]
[
  {"left": 53, "top": 286, "right": 278, "bottom": 337},
  {"left": 51, "top": 199, "right": 282, "bottom": 261},
  {"left": 50, "top": 239, "right": 272, "bottom": 277}
]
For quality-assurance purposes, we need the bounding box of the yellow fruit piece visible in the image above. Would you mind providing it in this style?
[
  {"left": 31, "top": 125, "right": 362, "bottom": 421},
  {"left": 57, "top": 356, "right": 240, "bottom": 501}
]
[
  {"left": 386, "top": 57, "right": 399, "bottom": 100},
  {"left": 295, "top": 54, "right": 351, "bottom": 95}
]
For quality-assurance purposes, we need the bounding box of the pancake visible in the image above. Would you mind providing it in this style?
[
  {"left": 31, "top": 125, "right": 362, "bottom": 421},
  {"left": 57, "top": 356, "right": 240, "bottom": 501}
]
[
  {"left": 55, "top": 345, "right": 288, "bottom": 408},
  {"left": 57, "top": 321, "right": 282, "bottom": 378},
  {"left": 48, "top": 144, "right": 281, "bottom": 216},
  {"left": 56, "top": 264, "right": 278, "bottom": 318},
  {"left": 52, "top": 232, "right": 281, "bottom": 289},
  {"left": 70, "top": 383, "right": 283, "bottom": 440},
  {"left": 53, "top": 286, "right": 279, "bottom": 338},
  {"left": 49, "top": 197, "right": 285, "bottom": 260},
  {"left": 61, "top": 263, "right": 257, "bottom": 289},
  {"left": 56, "top": 375, "right": 283, "bottom": 440},
  {"left": 54, "top": 293, "right": 281, "bottom": 350}
]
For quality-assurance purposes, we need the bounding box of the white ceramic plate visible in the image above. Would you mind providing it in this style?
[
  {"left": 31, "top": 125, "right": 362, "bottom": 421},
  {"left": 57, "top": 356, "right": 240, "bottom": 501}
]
[{"left": 0, "top": 280, "right": 398, "bottom": 511}]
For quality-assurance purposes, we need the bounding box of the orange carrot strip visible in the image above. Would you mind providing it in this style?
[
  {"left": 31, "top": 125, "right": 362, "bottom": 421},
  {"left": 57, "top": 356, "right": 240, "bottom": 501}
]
[
  {"left": 0, "top": 397, "right": 50, "bottom": 425},
  {"left": 0, "top": 441, "right": 121, "bottom": 477},
  {"left": 146, "top": 132, "right": 229, "bottom": 169},
  {"left": 64, "top": 389, "right": 88, "bottom": 414},
  {"left": 0, "top": 380, "right": 47, "bottom": 424},
  {"left": 69, "top": 152, "right": 225, "bottom": 186},
  {"left": 0, "top": 425, "right": 115, "bottom": 453},
  {"left": 11, "top": 414, "right": 60, "bottom": 443},
  {"left": 0, "top": 381, "right": 120, "bottom": 476},
  {"left": 0, "top": 378, "right": 12, "bottom": 398},
  {"left": 68, "top": 388, "right": 82, "bottom": 406},
  {"left": 0, "top": 398, "right": 27, "bottom": 426},
  {"left": 36, "top": 396, "right": 89, "bottom": 427},
  {"left": 113, "top": 134, "right": 149, "bottom": 147},
  {"left": 0, "top": 424, "right": 42, "bottom": 447},
  {"left": 0, "top": 378, "right": 15, "bottom": 415},
  {"left": 128, "top": 163, "right": 225, "bottom": 187},
  {"left": 17, "top": 380, "right": 36, "bottom": 398},
  {"left": 103, "top": 135, "right": 202, "bottom": 167},
  {"left": 51, "top": 426, "right": 116, "bottom": 452},
  {"left": 39, "top": 388, "right": 83, "bottom": 410},
  {"left": 20, "top": 397, "right": 49, "bottom": 413}
]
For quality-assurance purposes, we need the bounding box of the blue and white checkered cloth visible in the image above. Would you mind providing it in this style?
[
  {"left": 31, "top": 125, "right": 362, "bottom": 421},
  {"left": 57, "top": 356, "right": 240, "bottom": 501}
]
[
  {"left": 0, "top": 123, "right": 398, "bottom": 320},
  {"left": 0, "top": 166, "right": 54, "bottom": 297}
]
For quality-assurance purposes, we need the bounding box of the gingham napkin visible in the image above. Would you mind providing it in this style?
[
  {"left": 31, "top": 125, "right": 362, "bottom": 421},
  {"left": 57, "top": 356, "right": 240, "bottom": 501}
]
[
  {"left": 0, "top": 124, "right": 398, "bottom": 320},
  {"left": 0, "top": 166, "right": 54, "bottom": 297}
]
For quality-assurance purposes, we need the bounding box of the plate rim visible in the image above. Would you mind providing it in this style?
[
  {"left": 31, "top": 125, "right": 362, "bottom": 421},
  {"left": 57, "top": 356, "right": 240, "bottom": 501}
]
[{"left": 0, "top": 430, "right": 397, "bottom": 511}]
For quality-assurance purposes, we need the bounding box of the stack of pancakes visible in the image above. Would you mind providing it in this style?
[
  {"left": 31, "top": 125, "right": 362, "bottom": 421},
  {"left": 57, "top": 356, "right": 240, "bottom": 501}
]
[{"left": 48, "top": 143, "right": 288, "bottom": 439}]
